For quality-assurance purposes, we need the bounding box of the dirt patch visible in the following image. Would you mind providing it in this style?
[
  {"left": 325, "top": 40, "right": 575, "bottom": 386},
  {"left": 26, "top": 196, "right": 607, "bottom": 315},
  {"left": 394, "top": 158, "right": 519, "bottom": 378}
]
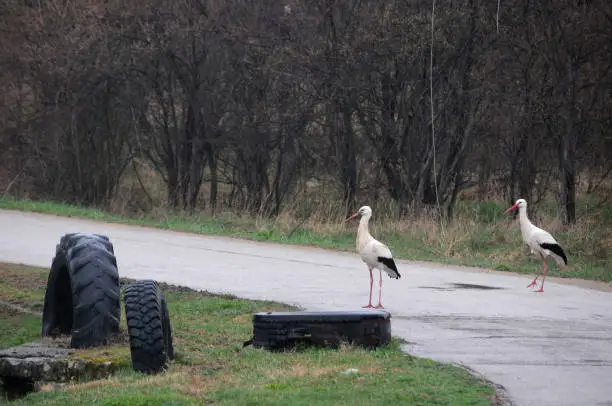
[
  {"left": 0, "top": 262, "right": 48, "bottom": 312},
  {"left": 40, "top": 330, "right": 129, "bottom": 349},
  {"left": 0, "top": 306, "right": 18, "bottom": 318},
  {"left": 0, "top": 300, "right": 42, "bottom": 317},
  {"left": 0, "top": 263, "right": 48, "bottom": 293}
]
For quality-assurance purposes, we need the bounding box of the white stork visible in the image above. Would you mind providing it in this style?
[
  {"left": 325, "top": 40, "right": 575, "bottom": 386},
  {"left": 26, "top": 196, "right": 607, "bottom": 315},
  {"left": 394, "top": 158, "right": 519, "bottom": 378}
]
[
  {"left": 344, "top": 205, "right": 401, "bottom": 308},
  {"left": 504, "top": 198, "right": 568, "bottom": 292}
]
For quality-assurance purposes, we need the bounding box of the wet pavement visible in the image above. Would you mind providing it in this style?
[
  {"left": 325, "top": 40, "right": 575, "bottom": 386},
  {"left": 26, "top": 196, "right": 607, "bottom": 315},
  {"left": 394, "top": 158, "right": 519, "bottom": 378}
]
[{"left": 1, "top": 209, "right": 611, "bottom": 405}]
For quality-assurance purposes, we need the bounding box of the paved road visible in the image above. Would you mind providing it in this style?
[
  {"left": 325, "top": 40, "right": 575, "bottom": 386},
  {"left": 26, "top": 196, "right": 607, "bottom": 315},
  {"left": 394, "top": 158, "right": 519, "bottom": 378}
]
[{"left": 1, "top": 210, "right": 611, "bottom": 405}]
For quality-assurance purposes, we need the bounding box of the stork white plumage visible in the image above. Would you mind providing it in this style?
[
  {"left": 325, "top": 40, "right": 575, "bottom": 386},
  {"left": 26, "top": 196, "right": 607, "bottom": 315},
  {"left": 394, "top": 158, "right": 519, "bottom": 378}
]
[
  {"left": 504, "top": 199, "right": 568, "bottom": 292},
  {"left": 344, "top": 206, "right": 401, "bottom": 308}
]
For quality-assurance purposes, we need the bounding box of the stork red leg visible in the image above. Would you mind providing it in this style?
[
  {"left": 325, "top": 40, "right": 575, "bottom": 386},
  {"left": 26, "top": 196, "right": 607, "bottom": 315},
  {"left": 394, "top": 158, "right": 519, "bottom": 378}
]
[
  {"left": 362, "top": 267, "right": 375, "bottom": 308},
  {"left": 535, "top": 259, "right": 548, "bottom": 293},
  {"left": 527, "top": 260, "right": 544, "bottom": 288},
  {"left": 375, "top": 270, "right": 385, "bottom": 309}
]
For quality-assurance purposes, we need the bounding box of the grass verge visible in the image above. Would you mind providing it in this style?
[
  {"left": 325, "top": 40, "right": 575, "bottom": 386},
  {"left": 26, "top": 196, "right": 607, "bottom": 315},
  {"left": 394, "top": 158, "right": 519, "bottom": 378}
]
[
  {"left": 0, "top": 262, "right": 497, "bottom": 405},
  {"left": 0, "top": 196, "right": 610, "bottom": 283}
]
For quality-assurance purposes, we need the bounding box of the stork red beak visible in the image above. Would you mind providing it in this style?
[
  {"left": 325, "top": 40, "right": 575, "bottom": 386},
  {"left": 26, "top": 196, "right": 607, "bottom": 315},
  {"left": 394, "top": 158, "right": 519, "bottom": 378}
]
[
  {"left": 504, "top": 203, "right": 518, "bottom": 214},
  {"left": 344, "top": 212, "right": 360, "bottom": 223}
]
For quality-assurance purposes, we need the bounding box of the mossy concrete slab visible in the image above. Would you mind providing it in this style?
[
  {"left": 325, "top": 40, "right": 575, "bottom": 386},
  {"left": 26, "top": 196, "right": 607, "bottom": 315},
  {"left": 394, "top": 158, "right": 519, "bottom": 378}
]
[{"left": 0, "top": 339, "right": 122, "bottom": 383}]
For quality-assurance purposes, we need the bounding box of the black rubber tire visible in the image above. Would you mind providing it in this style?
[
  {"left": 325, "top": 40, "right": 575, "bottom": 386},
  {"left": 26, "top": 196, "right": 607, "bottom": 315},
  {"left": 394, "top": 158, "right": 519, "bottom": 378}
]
[
  {"left": 249, "top": 310, "right": 392, "bottom": 350},
  {"left": 41, "top": 233, "right": 120, "bottom": 349},
  {"left": 161, "top": 295, "right": 175, "bottom": 360},
  {"left": 55, "top": 232, "right": 114, "bottom": 255},
  {"left": 124, "top": 280, "right": 173, "bottom": 374}
]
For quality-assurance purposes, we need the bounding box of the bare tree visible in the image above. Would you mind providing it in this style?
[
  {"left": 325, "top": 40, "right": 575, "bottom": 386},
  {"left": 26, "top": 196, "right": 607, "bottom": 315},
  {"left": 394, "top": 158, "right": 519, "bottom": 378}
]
[{"left": 0, "top": 0, "right": 609, "bottom": 220}]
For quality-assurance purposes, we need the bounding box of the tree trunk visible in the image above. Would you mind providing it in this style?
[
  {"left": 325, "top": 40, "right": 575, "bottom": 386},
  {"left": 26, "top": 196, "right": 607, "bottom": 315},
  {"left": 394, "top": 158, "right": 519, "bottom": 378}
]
[
  {"left": 559, "top": 62, "right": 578, "bottom": 225},
  {"left": 335, "top": 102, "right": 356, "bottom": 210},
  {"left": 207, "top": 143, "right": 218, "bottom": 214},
  {"left": 559, "top": 130, "right": 577, "bottom": 224},
  {"left": 167, "top": 167, "right": 180, "bottom": 209},
  {"left": 186, "top": 135, "right": 206, "bottom": 212}
]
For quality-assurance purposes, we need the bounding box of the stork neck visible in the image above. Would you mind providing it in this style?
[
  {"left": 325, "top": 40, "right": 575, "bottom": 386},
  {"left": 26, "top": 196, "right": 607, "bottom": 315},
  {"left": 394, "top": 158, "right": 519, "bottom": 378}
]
[
  {"left": 518, "top": 206, "right": 532, "bottom": 234},
  {"left": 357, "top": 215, "right": 371, "bottom": 249}
]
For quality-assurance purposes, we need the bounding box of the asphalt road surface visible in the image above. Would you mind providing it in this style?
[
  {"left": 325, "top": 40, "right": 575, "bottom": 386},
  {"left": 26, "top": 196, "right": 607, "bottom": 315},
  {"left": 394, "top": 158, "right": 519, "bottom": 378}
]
[{"left": 1, "top": 209, "right": 611, "bottom": 406}]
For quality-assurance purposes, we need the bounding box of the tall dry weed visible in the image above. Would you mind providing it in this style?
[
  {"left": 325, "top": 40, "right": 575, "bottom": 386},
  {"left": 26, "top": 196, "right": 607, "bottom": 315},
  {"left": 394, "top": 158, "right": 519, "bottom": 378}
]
[{"left": 108, "top": 169, "right": 610, "bottom": 273}]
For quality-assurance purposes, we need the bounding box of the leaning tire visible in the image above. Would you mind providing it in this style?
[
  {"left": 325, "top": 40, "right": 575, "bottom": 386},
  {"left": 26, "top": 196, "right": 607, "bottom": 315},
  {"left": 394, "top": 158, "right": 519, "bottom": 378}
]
[
  {"left": 56, "top": 232, "right": 115, "bottom": 255},
  {"left": 124, "top": 280, "right": 173, "bottom": 374},
  {"left": 41, "top": 233, "right": 121, "bottom": 349},
  {"left": 161, "top": 295, "right": 175, "bottom": 361}
]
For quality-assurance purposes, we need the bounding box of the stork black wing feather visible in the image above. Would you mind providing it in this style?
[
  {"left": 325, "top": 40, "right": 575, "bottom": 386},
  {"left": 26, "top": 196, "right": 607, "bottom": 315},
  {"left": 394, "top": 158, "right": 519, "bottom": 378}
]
[
  {"left": 540, "top": 243, "right": 568, "bottom": 265},
  {"left": 377, "top": 256, "right": 401, "bottom": 278}
]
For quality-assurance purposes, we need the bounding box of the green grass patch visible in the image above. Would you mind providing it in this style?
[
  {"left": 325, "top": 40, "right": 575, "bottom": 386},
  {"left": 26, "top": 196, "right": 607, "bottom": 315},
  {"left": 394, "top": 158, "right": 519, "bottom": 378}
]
[
  {"left": 0, "top": 311, "right": 41, "bottom": 348},
  {"left": 1, "top": 196, "right": 610, "bottom": 283},
  {"left": 0, "top": 262, "right": 496, "bottom": 405}
]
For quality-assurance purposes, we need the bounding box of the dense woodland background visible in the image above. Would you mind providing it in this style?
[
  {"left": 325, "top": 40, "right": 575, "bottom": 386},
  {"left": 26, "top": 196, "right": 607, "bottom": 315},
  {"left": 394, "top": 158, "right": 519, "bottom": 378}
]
[{"left": 1, "top": 0, "right": 610, "bottom": 224}]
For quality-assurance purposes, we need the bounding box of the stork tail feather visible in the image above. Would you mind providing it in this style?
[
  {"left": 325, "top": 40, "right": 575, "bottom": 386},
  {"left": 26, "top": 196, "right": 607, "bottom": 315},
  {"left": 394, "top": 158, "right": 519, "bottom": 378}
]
[
  {"left": 377, "top": 256, "right": 401, "bottom": 279},
  {"left": 540, "top": 243, "right": 568, "bottom": 265}
]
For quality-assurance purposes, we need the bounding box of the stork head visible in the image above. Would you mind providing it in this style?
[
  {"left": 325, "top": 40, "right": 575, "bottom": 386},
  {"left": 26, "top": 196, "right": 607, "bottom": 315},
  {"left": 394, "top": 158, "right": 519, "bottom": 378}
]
[
  {"left": 504, "top": 198, "right": 527, "bottom": 214},
  {"left": 344, "top": 205, "right": 372, "bottom": 223}
]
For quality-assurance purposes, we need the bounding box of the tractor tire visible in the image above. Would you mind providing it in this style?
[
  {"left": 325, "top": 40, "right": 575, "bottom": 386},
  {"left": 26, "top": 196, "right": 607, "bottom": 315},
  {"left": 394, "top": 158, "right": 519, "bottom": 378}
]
[
  {"left": 247, "top": 310, "right": 392, "bottom": 351},
  {"left": 161, "top": 295, "right": 175, "bottom": 360},
  {"left": 55, "top": 232, "right": 115, "bottom": 255},
  {"left": 124, "top": 280, "right": 173, "bottom": 374},
  {"left": 41, "top": 233, "right": 121, "bottom": 349}
]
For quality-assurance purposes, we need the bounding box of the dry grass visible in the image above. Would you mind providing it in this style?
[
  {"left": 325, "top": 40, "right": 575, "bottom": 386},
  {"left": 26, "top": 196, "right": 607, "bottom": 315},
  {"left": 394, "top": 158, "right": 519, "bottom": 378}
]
[{"left": 2, "top": 168, "right": 610, "bottom": 282}]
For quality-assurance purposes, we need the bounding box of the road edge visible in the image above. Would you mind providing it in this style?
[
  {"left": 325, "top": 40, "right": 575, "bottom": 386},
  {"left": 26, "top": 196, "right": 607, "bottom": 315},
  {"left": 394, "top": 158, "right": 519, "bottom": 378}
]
[
  {"left": 2, "top": 207, "right": 611, "bottom": 293},
  {"left": 456, "top": 364, "right": 515, "bottom": 406}
]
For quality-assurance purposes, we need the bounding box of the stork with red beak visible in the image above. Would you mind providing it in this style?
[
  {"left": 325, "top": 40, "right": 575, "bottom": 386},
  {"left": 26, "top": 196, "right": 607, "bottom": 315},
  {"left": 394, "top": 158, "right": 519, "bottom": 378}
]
[
  {"left": 345, "top": 205, "right": 401, "bottom": 308},
  {"left": 504, "top": 199, "right": 568, "bottom": 292}
]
